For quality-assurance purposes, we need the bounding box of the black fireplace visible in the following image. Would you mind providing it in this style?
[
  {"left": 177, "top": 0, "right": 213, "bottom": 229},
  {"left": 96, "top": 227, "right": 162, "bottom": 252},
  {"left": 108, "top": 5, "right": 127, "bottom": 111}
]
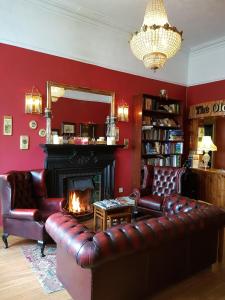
[{"left": 40, "top": 144, "right": 123, "bottom": 204}]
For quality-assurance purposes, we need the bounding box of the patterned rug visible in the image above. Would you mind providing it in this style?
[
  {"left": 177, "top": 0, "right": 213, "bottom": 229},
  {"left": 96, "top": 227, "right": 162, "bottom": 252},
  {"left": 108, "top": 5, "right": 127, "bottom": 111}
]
[{"left": 22, "top": 244, "right": 64, "bottom": 294}]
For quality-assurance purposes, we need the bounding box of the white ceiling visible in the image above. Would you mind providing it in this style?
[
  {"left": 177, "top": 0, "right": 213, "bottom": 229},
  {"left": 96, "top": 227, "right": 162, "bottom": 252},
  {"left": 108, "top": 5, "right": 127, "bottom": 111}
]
[{"left": 42, "top": 0, "right": 225, "bottom": 51}]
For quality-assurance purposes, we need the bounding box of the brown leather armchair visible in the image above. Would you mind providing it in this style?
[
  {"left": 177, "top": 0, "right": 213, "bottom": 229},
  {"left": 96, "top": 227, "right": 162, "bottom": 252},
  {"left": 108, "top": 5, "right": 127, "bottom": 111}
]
[
  {"left": 0, "top": 169, "right": 66, "bottom": 256},
  {"left": 133, "top": 165, "right": 185, "bottom": 217}
]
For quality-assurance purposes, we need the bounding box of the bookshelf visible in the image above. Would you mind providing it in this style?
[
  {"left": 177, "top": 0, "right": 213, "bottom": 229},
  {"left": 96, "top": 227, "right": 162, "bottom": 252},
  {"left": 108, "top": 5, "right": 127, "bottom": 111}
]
[{"left": 132, "top": 94, "right": 184, "bottom": 188}]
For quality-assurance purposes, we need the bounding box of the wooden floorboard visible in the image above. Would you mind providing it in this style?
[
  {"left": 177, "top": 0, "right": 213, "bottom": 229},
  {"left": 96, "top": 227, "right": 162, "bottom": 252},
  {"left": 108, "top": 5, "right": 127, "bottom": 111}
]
[{"left": 0, "top": 229, "right": 225, "bottom": 300}]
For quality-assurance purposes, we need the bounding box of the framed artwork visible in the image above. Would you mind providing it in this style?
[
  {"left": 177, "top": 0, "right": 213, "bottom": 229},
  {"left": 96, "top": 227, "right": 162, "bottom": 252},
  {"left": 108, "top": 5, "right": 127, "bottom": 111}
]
[
  {"left": 61, "top": 122, "right": 75, "bottom": 135},
  {"left": 20, "top": 135, "right": 29, "bottom": 150},
  {"left": 80, "top": 123, "right": 96, "bottom": 138},
  {"left": 3, "top": 115, "right": 12, "bottom": 135}
]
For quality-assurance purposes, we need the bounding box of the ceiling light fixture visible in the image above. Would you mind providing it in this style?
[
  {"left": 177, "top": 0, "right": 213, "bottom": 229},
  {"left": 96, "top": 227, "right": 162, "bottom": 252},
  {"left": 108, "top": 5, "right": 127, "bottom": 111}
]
[{"left": 130, "top": 0, "right": 183, "bottom": 71}]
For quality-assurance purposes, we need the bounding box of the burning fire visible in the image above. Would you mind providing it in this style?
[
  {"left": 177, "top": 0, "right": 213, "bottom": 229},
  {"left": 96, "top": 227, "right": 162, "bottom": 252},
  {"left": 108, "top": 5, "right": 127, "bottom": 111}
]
[
  {"left": 70, "top": 193, "right": 81, "bottom": 213},
  {"left": 68, "top": 190, "right": 92, "bottom": 216}
]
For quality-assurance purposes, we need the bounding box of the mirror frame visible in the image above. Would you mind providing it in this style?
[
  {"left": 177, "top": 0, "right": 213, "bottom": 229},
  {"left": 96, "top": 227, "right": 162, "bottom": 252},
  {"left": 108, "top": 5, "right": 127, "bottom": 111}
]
[{"left": 45, "top": 81, "right": 115, "bottom": 143}]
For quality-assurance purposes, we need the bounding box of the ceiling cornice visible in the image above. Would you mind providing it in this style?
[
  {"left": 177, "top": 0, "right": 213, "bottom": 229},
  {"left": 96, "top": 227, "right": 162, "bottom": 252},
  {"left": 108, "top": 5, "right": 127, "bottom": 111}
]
[
  {"left": 29, "top": 0, "right": 132, "bottom": 36},
  {"left": 190, "top": 36, "right": 225, "bottom": 56}
]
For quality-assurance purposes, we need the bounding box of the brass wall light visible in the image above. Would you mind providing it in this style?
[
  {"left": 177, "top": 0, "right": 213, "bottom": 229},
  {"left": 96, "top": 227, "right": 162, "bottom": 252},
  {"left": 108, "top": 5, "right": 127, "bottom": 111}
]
[
  {"left": 25, "top": 87, "right": 42, "bottom": 114},
  {"left": 117, "top": 103, "right": 129, "bottom": 122}
]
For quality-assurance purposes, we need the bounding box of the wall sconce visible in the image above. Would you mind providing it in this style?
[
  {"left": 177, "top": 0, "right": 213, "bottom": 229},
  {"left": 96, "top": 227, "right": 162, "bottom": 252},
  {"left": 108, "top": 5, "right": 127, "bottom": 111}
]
[
  {"left": 50, "top": 86, "right": 65, "bottom": 102},
  {"left": 117, "top": 103, "right": 129, "bottom": 122},
  {"left": 25, "top": 87, "right": 42, "bottom": 114}
]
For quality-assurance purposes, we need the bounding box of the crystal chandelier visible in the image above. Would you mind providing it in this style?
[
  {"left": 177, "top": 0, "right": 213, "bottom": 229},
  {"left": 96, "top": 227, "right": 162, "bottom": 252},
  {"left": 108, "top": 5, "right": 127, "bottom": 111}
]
[{"left": 130, "top": 0, "right": 183, "bottom": 71}]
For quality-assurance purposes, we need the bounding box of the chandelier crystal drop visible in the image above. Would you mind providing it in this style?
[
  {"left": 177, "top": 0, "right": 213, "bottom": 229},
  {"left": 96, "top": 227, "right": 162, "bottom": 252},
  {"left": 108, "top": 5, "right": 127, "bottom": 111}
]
[{"left": 130, "top": 0, "right": 183, "bottom": 71}]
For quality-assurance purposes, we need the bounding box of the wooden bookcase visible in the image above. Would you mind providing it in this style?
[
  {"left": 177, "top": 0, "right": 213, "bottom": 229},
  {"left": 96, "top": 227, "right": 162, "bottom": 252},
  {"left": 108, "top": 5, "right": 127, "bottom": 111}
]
[{"left": 132, "top": 94, "right": 184, "bottom": 188}]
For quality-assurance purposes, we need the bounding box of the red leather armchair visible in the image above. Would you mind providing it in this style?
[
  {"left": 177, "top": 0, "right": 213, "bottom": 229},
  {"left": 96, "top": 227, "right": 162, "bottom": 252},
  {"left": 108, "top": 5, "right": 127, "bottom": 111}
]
[
  {"left": 133, "top": 165, "right": 185, "bottom": 217},
  {"left": 0, "top": 169, "right": 66, "bottom": 256}
]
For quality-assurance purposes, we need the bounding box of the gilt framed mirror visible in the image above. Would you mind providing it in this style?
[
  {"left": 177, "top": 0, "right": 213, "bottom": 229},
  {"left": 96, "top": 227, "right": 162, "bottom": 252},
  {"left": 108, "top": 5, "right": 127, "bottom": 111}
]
[{"left": 45, "top": 81, "right": 115, "bottom": 143}]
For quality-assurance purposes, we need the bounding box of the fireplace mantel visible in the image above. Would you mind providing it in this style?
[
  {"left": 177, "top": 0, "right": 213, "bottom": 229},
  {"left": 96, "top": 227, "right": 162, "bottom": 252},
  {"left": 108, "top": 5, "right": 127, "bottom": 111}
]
[
  {"left": 40, "top": 144, "right": 123, "bottom": 198},
  {"left": 40, "top": 144, "right": 123, "bottom": 157}
]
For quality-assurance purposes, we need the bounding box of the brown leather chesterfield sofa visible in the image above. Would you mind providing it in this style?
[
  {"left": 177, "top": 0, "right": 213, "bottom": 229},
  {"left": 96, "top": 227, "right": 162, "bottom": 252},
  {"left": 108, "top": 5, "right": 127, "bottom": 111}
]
[
  {"left": 46, "top": 195, "right": 225, "bottom": 300},
  {"left": 0, "top": 169, "right": 65, "bottom": 256}
]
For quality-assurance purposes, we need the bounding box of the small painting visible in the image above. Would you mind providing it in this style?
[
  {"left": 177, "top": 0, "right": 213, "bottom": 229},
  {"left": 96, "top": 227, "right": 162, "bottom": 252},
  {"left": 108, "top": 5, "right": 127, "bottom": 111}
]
[
  {"left": 3, "top": 115, "right": 12, "bottom": 135},
  {"left": 20, "top": 135, "right": 29, "bottom": 150},
  {"left": 62, "top": 122, "right": 75, "bottom": 135}
]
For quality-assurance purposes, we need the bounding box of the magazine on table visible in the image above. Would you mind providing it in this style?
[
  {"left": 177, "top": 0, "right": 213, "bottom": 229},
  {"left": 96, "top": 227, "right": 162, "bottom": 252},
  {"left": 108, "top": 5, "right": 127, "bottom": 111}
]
[{"left": 94, "top": 197, "right": 135, "bottom": 210}]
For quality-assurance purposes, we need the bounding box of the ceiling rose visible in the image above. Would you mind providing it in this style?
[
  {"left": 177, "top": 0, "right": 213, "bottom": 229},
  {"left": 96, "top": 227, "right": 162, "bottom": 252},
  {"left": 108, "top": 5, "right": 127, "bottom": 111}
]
[{"left": 130, "top": 0, "right": 183, "bottom": 71}]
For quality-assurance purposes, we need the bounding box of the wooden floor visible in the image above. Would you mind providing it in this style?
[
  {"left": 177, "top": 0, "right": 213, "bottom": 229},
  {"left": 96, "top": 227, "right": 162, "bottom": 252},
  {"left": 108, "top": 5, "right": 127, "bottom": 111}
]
[{"left": 0, "top": 231, "right": 225, "bottom": 300}]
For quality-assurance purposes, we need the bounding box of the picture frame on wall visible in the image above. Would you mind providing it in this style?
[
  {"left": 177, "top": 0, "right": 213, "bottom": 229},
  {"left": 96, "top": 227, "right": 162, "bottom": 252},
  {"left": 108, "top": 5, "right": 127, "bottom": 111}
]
[
  {"left": 61, "top": 122, "right": 76, "bottom": 135},
  {"left": 3, "top": 115, "right": 13, "bottom": 135},
  {"left": 20, "top": 135, "right": 29, "bottom": 150},
  {"left": 80, "top": 123, "right": 96, "bottom": 138}
]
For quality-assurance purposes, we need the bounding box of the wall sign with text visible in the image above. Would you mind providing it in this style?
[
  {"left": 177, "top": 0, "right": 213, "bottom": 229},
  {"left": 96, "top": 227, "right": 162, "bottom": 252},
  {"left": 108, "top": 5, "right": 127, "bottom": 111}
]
[{"left": 189, "top": 100, "right": 225, "bottom": 119}]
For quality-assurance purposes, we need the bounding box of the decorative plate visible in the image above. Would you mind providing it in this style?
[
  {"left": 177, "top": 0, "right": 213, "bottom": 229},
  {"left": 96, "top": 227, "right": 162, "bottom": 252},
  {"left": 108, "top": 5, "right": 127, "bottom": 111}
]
[
  {"left": 29, "top": 120, "right": 37, "bottom": 129},
  {"left": 39, "top": 128, "right": 46, "bottom": 137}
]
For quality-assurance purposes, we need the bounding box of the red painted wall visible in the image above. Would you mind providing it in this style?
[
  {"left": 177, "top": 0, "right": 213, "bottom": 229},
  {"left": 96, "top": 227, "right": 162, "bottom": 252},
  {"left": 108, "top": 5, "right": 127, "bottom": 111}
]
[
  {"left": 187, "top": 80, "right": 225, "bottom": 106},
  {"left": 0, "top": 43, "right": 187, "bottom": 224},
  {"left": 187, "top": 80, "right": 225, "bottom": 169}
]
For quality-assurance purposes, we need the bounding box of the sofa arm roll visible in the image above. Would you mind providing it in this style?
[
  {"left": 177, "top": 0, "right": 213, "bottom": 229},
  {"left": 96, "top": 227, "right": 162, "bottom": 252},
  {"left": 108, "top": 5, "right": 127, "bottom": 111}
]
[{"left": 45, "top": 213, "right": 99, "bottom": 267}]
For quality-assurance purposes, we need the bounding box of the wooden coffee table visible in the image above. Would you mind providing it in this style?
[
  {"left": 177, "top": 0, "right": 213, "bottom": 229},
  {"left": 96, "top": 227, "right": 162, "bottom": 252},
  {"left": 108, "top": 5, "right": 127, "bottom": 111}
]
[{"left": 93, "top": 198, "right": 135, "bottom": 231}]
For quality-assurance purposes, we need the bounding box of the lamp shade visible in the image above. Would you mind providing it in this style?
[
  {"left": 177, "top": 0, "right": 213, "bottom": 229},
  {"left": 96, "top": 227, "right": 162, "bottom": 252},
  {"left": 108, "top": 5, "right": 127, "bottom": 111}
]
[{"left": 198, "top": 136, "right": 217, "bottom": 152}]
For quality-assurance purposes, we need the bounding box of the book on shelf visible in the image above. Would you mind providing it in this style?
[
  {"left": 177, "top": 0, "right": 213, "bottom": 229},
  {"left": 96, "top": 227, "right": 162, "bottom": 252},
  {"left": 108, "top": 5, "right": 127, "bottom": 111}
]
[
  {"left": 143, "top": 154, "right": 181, "bottom": 167},
  {"left": 142, "top": 115, "right": 152, "bottom": 125},
  {"left": 157, "top": 103, "right": 180, "bottom": 114},
  {"left": 144, "top": 98, "right": 154, "bottom": 110},
  {"left": 142, "top": 128, "right": 183, "bottom": 141},
  {"left": 168, "top": 129, "right": 183, "bottom": 141},
  {"left": 175, "top": 142, "right": 183, "bottom": 154}
]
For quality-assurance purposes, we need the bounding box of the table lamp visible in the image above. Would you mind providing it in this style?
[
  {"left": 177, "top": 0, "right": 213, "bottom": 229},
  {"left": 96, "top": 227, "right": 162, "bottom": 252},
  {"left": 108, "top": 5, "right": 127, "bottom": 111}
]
[{"left": 198, "top": 136, "right": 217, "bottom": 169}]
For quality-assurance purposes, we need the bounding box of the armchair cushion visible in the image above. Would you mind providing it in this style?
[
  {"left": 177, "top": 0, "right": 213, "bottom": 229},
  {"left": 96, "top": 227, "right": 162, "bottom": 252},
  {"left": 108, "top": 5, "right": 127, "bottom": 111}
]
[
  {"left": 138, "top": 194, "right": 163, "bottom": 211},
  {"left": 9, "top": 208, "right": 41, "bottom": 221}
]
